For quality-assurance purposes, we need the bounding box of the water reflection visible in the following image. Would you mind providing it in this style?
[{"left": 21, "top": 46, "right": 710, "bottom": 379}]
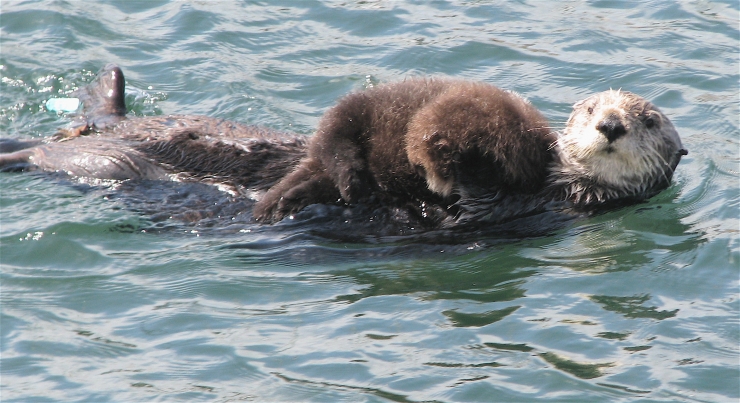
[{"left": 590, "top": 295, "right": 678, "bottom": 320}]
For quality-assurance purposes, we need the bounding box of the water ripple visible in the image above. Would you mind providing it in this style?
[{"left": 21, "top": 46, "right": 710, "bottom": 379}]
[{"left": 1, "top": 0, "right": 738, "bottom": 402}]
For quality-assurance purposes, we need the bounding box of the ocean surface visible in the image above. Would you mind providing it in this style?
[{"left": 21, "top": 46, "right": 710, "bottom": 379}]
[{"left": 1, "top": 1, "right": 738, "bottom": 402}]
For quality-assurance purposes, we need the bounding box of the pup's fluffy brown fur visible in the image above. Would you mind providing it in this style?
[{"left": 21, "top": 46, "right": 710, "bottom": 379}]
[{"left": 253, "top": 78, "right": 556, "bottom": 223}]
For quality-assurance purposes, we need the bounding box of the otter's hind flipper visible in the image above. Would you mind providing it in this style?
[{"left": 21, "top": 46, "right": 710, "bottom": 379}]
[{"left": 71, "top": 63, "right": 127, "bottom": 130}]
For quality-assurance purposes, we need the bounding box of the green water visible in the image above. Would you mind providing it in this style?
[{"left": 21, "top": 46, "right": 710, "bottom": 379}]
[{"left": 1, "top": 1, "right": 738, "bottom": 402}]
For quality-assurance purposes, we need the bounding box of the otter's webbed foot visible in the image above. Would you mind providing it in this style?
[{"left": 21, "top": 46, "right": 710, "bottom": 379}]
[
  {"left": 73, "top": 63, "right": 127, "bottom": 120},
  {"left": 253, "top": 160, "right": 341, "bottom": 223}
]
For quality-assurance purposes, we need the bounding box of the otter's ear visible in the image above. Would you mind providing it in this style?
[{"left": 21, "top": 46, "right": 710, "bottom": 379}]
[{"left": 572, "top": 98, "right": 588, "bottom": 109}]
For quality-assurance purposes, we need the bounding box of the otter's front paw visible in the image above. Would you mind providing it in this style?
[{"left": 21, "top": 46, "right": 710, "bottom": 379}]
[
  {"left": 423, "top": 168, "right": 455, "bottom": 197},
  {"left": 254, "top": 186, "right": 321, "bottom": 223},
  {"left": 253, "top": 163, "right": 342, "bottom": 224},
  {"left": 411, "top": 135, "right": 457, "bottom": 197},
  {"left": 252, "top": 196, "right": 292, "bottom": 224},
  {"left": 336, "top": 169, "right": 373, "bottom": 203}
]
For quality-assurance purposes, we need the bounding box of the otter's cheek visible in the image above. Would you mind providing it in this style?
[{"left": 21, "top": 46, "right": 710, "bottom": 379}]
[{"left": 571, "top": 129, "right": 606, "bottom": 159}]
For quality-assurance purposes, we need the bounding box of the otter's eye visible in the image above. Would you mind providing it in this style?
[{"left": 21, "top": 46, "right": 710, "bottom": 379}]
[
  {"left": 644, "top": 116, "right": 655, "bottom": 129},
  {"left": 587, "top": 107, "right": 594, "bottom": 114}
]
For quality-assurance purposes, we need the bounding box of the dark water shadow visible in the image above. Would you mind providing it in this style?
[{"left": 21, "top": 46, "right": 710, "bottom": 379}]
[{"left": 60, "top": 175, "right": 583, "bottom": 246}]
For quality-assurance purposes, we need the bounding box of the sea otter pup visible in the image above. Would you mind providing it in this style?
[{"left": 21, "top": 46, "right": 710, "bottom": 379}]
[{"left": 253, "top": 79, "right": 687, "bottom": 223}]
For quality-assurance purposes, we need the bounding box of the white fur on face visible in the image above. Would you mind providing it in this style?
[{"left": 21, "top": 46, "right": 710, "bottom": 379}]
[{"left": 558, "top": 90, "right": 680, "bottom": 191}]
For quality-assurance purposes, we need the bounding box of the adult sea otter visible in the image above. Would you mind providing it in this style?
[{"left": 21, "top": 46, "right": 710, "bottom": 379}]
[{"left": 0, "top": 64, "right": 687, "bottom": 231}]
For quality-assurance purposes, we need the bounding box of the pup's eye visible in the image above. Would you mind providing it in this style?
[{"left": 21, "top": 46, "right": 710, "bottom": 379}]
[{"left": 587, "top": 107, "right": 594, "bottom": 114}]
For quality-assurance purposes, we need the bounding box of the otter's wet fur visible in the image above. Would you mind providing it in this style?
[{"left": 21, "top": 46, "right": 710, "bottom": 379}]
[
  {"left": 0, "top": 65, "right": 306, "bottom": 194},
  {"left": 253, "top": 79, "right": 557, "bottom": 223},
  {"left": 0, "top": 64, "right": 687, "bottom": 234},
  {"left": 254, "top": 79, "right": 686, "bottom": 225}
]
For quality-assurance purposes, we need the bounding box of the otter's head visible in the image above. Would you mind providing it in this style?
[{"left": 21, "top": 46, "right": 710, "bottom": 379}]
[{"left": 556, "top": 90, "right": 687, "bottom": 202}]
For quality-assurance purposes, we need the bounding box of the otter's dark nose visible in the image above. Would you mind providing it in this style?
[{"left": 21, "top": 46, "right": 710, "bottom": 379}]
[{"left": 596, "top": 114, "right": 626, "bottom": 143}]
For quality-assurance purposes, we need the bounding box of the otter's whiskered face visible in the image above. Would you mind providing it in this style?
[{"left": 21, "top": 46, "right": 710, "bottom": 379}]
[{"left": 558, "top": 90, "right": 684, "bottom": 192}]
